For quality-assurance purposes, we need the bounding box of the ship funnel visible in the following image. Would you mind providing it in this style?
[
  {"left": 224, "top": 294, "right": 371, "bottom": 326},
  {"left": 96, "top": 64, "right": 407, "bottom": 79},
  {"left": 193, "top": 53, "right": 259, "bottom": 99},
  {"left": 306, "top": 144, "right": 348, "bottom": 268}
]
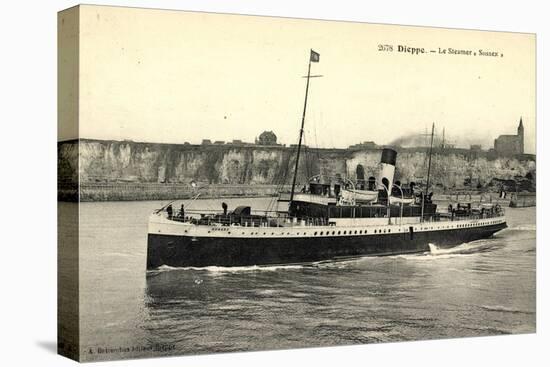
[{"left": 377, "top": 148, "right": 397, "bottom": 191}]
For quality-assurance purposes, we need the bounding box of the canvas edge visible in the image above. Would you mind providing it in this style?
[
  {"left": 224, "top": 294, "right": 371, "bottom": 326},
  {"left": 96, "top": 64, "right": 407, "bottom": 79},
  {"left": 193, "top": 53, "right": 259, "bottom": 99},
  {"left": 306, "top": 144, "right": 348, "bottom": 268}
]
[{"left": 57, "top": 4, "right": 81, "bottom": 362}]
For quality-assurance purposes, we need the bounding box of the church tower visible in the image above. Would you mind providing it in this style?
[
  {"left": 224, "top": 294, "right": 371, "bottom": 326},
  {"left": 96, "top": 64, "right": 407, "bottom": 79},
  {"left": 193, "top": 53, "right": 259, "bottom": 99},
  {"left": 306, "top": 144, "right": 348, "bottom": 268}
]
[{"left": 517, "top": 117, "right": 524, "bottom": 154}]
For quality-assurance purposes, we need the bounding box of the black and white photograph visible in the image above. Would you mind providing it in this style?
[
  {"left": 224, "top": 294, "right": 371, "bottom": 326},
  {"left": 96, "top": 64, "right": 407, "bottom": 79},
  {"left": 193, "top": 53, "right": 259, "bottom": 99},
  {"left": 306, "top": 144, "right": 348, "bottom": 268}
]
[
  {"left": 3, "top": 1, "right": 548, "bottom": 366},
  {"left": 54, "top": 4, "right": 539, "bottom": 363}
]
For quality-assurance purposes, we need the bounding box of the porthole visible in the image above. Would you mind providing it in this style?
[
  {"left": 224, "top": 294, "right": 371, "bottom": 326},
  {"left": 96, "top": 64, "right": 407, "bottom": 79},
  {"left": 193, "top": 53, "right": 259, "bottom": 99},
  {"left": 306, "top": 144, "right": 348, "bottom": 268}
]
[
  {"left": 359, "top": 230, "right": 363, "bottom": 234},
  {"left": 320, "top": 231, "right": 323, "bottom": 235},
  {"left": 314, "top": 232, "right": 318, "bottom": 235},
  {"left": 343, "top": 231, "right": 347, "bottom": 235},
  {"left": 332, "top": 231, "right": 335, "bottom": 235}
]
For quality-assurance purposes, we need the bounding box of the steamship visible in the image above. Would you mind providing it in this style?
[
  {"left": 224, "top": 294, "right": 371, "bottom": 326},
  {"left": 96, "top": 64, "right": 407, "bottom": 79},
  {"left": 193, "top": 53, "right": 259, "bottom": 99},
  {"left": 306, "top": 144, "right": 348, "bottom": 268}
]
[{"left": 146, "top": 50, "right": 507, "bottom": 269}]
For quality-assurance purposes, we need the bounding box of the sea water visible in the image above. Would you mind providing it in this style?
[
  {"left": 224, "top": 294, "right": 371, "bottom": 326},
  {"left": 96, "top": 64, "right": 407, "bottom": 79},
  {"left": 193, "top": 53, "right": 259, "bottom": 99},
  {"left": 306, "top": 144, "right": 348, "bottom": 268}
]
[{"left": 59, "top": 198, "right": 536, "bottom": 361}]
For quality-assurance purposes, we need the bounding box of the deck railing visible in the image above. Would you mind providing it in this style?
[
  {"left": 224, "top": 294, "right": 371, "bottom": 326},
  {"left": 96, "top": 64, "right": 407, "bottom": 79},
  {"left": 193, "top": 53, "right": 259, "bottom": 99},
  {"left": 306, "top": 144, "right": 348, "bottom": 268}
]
[
  {"left": 427, "top": 210, "right": 504, "bottom": 222},
  {"left": 167, "top": 213, "right": 329, "bottom": 227},
  {"left": 164, "top": 207, "right": 504, "bottom": 228}
]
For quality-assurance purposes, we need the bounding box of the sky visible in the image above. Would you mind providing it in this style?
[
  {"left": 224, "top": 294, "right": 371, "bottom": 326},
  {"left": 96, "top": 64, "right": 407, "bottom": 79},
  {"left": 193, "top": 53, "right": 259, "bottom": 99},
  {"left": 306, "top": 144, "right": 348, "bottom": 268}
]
[{"left": 61, "top": 5, "right": 536, "bottom": 154}]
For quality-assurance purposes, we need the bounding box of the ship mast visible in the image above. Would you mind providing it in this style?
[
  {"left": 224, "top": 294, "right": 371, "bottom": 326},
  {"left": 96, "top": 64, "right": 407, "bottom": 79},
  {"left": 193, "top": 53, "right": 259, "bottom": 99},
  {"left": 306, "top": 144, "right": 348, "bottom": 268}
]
[
  {"left": 425, "top": 123, "right": 435, "bottom": 196},
  {"left": 421, "top": 122, "right": 435, "bottom": 222},
  {"left": 290, "top": 49, "right": 319, "bottom": 203}
]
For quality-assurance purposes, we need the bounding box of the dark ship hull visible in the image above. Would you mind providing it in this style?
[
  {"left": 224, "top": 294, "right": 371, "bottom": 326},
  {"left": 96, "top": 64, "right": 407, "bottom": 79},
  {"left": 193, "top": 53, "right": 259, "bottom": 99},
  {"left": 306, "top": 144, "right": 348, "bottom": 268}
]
[{"left": 147, "top": 221, "right": 506, "bottom": 269}]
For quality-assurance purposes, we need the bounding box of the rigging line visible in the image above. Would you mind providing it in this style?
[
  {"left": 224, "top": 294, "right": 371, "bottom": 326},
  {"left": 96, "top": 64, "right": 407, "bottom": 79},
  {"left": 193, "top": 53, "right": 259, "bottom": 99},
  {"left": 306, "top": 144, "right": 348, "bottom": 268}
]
[
  {"left": 266, "top": 176, "right": 281, "bottom": 213},
  {"left": 290, "top": 56, "right": 313, "bottom": 203},
  {"left": 268, "top": 170, "right": 287, "bottom": 213},
  {"left": 269, "top": 143, "right": 294, "bottom": 203},
  {"left": 303, "top": 132, "right": 311, "bottom": 180},
  {"left": 270, "top": 140, "right": 297, "bottom": 213},
  {"left": 313, "top": 112, "right": 322, "bottom": 173},
  {"left": 266, "top": 148, "right": 292, "bottom": 213},
  {"left": 267, "top": 179, "right": 285, "bottom": 214}
]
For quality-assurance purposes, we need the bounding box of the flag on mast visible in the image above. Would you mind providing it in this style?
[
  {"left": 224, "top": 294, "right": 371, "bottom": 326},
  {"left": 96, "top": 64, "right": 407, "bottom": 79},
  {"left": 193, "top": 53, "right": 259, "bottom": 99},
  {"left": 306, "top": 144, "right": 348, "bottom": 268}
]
[{"left": 310, "top": 49, "right": 320, "bottom": 62}]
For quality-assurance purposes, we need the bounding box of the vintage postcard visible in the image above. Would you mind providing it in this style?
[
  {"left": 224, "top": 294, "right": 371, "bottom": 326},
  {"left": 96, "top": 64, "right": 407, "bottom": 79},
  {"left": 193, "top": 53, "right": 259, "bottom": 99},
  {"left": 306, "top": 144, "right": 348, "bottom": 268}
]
[{"left": 58, "top": 5, "right": 536, "bottom": 362}]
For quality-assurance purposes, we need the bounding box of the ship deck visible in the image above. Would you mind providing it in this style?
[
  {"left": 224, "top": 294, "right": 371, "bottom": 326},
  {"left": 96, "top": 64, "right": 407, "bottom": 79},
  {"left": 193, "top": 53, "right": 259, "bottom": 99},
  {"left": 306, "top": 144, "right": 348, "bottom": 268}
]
[
  {"left": 163, "top": 208, "right": 504, "bottom": 229},
  {"left": 149, "top": 210, "right": 506, "bottom": 239}
]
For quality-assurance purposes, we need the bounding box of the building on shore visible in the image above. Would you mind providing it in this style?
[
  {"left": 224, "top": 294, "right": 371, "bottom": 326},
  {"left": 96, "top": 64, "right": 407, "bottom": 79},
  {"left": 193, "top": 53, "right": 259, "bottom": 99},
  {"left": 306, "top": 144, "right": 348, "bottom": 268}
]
[
  {"left": 470, "top": 144, "right": 482, "bottom": 152},
  {"left": 255, "top": 131, "right": 279, "bottom": 146},
  {"left": 348, "top": 141, "right": 378, "bottom": 150},
  {"left": 494, "top": 118, "right": 524, "bottom": 156}
]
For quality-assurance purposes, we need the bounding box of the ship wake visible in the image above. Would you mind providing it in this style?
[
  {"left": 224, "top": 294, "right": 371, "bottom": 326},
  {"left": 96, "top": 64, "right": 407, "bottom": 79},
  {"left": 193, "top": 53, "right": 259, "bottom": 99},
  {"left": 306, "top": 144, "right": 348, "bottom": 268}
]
[
  {"left": 506, "top": 224, "right": 536, "bottom": 232},
  {"left": 427, "top": 240, "right": 501, "bottom": 257},
  {"left": 386, "top": 239, "right": 501, "bottom": 261},
  {"left": 151, "top": 263, "right": 306, "bottom": 274}
]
